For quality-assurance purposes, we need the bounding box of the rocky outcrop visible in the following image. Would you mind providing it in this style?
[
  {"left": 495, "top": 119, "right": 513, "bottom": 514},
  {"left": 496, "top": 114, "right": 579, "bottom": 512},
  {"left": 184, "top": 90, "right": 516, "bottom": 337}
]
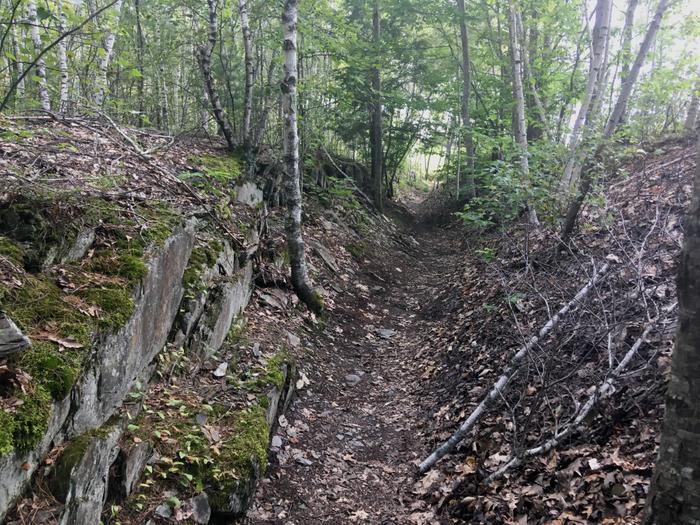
[
  {"left": 0, "top": 313, "right": 30, "bottom": 357},
  {"left": 0, "top": 222, "right": 195, "bottom": 522}
]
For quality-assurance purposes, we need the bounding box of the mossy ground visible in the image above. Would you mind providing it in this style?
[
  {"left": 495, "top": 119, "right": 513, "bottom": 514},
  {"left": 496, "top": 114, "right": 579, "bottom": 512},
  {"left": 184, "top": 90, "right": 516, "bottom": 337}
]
[
  {"left": 119, "top": 350, "right": 292, "bottom": 518},
  {"left": 0, "top": 191, "right": 182, "bottom": 456}
]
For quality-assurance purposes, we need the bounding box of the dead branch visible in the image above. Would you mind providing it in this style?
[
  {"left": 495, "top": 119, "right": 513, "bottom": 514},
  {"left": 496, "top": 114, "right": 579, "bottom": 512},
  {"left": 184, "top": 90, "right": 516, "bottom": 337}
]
[
  {"left": 419, "top": 260, "right": 612, "bottom": 473},
  {"left": 483, "top": 302, "right": 676, "bottom": 484}
]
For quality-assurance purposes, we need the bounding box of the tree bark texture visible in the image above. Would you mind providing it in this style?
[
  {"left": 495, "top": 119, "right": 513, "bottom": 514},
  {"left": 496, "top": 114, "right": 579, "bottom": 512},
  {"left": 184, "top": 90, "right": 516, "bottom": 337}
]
[
  {"left": 370, "top": 0, "right": 383, "bottom": 211},
  {"left": 94, "top": 0, "right": 123, "bottom": 108},
  {"left": 456, "top": 0, "right": 475, "bottom": 197},
  {"left": 27, "top": 0, "right": 51, "bottom": 112},
  {"left": 508, "top": 1, "right": 538, "bottom": 225},
  {"left": 198, "top": 0, "right": 236, "bottom": 151},
  {"left": 281, "top": 0, "right": 322, "bottom": 314},
  {"left": 643, "top": 129, "right": 700, "bottom": 525},
  {"left": 239, "top": 0, "right": 255, "bottom": 177},
  {"left": 57, "top": 0, "right": 70, "bottom": 113}
]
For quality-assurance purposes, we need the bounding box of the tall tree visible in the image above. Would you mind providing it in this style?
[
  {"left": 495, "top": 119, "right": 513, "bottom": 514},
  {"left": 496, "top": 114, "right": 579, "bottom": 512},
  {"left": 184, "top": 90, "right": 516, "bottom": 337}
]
[
  {"left": 560, "top": 0, "right": 671, "bottom": 243},
  {"left": 198, "top": 0, "right": 236, "bottom": 151},
  {"left": 57, "top": 0, "right": 69, "bottom": 113},
  {"left": 281, "top": 0, "right": 323, "bottom": 314},
  {"left": 94, "top": 0, "right": 123, "bottom": 108},
  {"left": 239, "top": 0, "right": 255, "bottom": 177},
  {"left": 370, "top": 0, "right": 383, "bottom": 211},
  {"left": 27, "top": 0, "right": 50, "bottom": 112},
  {"left": 508, "top": 0, "right": 538, "bottom": 226},
  {"left": 456, "top": 0, "right": 474, "bottom": 198},
  {"left": 685, "top": 78, "right": 700, "bottom": 133},
  {"left": 560, "top": 0, "right": 612, "bottom": 191},
  {"left": 643, "top": 128, "right": 700, "bottom": 525}
]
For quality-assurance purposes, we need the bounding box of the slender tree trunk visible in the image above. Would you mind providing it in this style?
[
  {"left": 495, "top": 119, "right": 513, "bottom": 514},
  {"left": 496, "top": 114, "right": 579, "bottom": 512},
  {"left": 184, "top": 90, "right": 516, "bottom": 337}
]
[
  {"left": 604, "top": 0, "right": 669, "bottom": 135},
  {"left": 281, "top": 0, "right": 322, "bottom": 314},
  {"left": 508, "top": 1, "right": 538, "bottom": 226},
  {"left": 561, "top": 0, "right": 670, "bottom": 244},
  {"left": 370, "top": 0, "right": 383, "bottom": 211},
  {"left": 239, "top": 0, "right": 255, "bottom": 177},
  {"left": 10, "top": 24, "right": 24, "bottom": 110},
  {"left": 685, "top": 80, "right": 700, "bottom": 133},
  {"left": 619, "top": 0, "right": 638, "bottom": 90},
  {"left": 94, "top": 0, "right": 123, "bottom": 108},
  {"left": 57, "top": 0, "right": 70, "bottom": 113},
  {"left": 518, "top": 10, "right": 547, "bottom": 140},
  {"left": 134, "top": 0, "right": 145, "bottom": 126},
  {"left": 456, "top": 0, "right": 475, "bottom": 197},
  {"left": 198, "top": 0, "right": 235, "bottom": 150},
  {"left": 27, "top": 0, "right": 51, "bottom": 112},
  {"left": 643, "top": 129, "right": 700, "bottom": 525},
  {"left": 560, "top": 0, "right": 612, "bottom": 190}
]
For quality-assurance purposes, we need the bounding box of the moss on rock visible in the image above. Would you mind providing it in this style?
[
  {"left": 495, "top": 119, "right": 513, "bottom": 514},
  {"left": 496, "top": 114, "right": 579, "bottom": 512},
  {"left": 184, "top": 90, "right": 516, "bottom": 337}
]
[
  {"left": 77, "top": 286, "right": 135, "bottom": 329},
  {"left": 0, "top": 410, "right": 15, "bottom": 455},
  {"left": 207, "top": 404, "right": 269, "bottom": 510},
  {"left": 17, "top": 342, "right": 80, "bottom": 400},
  {"left": 12, "top": 386, "right": 51, "bottom": 452},
  {"left": 0, "top": 235, "right": 23, "bottom": 264}
]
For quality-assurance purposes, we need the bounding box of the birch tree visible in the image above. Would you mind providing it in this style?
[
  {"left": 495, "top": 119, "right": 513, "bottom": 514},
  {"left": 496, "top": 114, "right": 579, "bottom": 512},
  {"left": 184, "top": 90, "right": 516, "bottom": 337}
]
[
  {"left": 370, "top": 0, "right": 383, "bottom": 211},
  {"left": 94, "top": 0, "right": 123, "bottom": 108},
  {"left": 560, "top": 0, "right": 670, "bottom": 243},
  {"left": 27, "top": 0, "right": 51, "bottom": 112},
  {"left": 643, "top": 129, "right": 700, "bottom": 525},
  {"left": 239, "top": 0, "right": 255, "bottom": 177},
  {"left": 508, "top": 0, "right": 538, "bottom": 226},
  {"left": 281, "top": 0, "right": 323, "bottom": 314},
  {"left": 57, "top": 0, "right": 69, "bottom": 113},
  {"left": 685, "top": 79, "right": 700, "bottom": 133},
  {"left": 198, "top": 0, "right": 236, "bottom": 151},
  {"left": 560, "top": 0, "right": 612, "bottom": 191},
  {"left": 456, "top": 0, "right": 474, "bottom": 198}
]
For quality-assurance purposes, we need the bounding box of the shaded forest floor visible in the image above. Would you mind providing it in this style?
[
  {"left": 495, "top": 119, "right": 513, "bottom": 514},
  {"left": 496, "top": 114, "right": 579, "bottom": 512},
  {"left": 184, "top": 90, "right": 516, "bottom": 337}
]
[
  {"left": 248, "top": 137, "right": 696, "bottom": 525},
  {"left": 246, "top": 200, "right": 461, "bottom": 525}
]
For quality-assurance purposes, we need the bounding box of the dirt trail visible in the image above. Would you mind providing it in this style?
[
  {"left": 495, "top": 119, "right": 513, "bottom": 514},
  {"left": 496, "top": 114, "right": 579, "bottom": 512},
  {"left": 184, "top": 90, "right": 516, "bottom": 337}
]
[{"left": 246, "top": 203, "right": 461, "bottom": 525}]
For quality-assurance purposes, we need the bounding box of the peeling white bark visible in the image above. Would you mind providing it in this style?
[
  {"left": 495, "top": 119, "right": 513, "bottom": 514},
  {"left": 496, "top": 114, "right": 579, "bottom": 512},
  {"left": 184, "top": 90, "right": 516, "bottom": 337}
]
[{"left": 27, "top": 0, "right": 51, "bottom": 112}]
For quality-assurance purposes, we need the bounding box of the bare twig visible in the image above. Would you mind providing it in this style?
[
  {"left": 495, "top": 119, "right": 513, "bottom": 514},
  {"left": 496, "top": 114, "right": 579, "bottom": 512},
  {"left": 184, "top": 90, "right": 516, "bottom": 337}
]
[{"left": 419, "top": 261, "right": 612, "bottom": 472}]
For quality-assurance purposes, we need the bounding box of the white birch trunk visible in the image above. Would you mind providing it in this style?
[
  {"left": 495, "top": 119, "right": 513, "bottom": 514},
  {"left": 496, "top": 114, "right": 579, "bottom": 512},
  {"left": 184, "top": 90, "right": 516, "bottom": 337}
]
[
  {"left": 604, "top": 0, "right": 669, "bottom": 136},
  {"left": 560, "top": 0, "right": 612, "bottom": 190},
  {"left": 281, "top": 0, "right": 322, "bottom": 314},
  {"left": 685, "top": 80, "right": 700, "bottom": 133},
  {"left": 57, "top": 0, "right": 70, "bottom": 113},
  {"left": 239, "top": 0, "right": 255, "bottom": 177},
  {"left": 508, "top": 1, "right": 538, "bottom": 226},
  {"left": 27, "top": 0, "right": 51, "bottom": 112},
  {"left": 456, "top": 0, "right": 475, "bottom": 197},
  {"left": 94, "top": 0, "right": 123, "bottom": 108},
  {"left": 419, "top": 262, "right": 610, "bottom": 472}
]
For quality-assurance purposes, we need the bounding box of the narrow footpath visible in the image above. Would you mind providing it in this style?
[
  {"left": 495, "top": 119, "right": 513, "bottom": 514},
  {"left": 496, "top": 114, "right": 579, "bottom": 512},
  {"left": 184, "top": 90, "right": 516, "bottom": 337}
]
[{"left": 246, "top": 204, "right": 462, "bottom": 525}]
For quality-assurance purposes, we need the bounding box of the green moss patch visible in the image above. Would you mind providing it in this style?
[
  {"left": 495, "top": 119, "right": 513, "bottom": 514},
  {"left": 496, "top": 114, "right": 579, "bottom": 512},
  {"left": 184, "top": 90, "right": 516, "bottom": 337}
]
[
  {"left": 12, "top": 387, "right": 51, "bottom": 452},
  {"left": 246, "top": 352, "right": 288, "bottom": 391},
  {"left": 16, "top": 342, "right": 80, "bottom": 400},
  {"left": 0, "top": 235, "right": 23, "bottom": 264},
  {"left": 182, "top": 240, "right": 224, "bottom": 294},
  {"left": 188, "top": 154, "right": 241, "bottom": 184},
  {"left": 0, "top": 191, "right": 183, "bottom": 457}
]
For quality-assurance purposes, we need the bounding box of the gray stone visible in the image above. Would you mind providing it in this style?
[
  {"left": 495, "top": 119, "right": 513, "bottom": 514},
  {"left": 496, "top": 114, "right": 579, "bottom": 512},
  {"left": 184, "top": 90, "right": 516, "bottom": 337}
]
[
  {"left": 154, "top": 504, "right": 172, "bottom": 519},
  {"left": 59, "top": 424, "right": 123, "bottom": 525},
  {"left": 271, "top": 435, "right": 283, "bottom": 448},
  {"left": 190, "top": 492, "right": 211, "bottom": 524},
  {"left": 377, "top": 328, "right": 396, "bottom": 339},
  {"left": 345, "top": 374, "right": 362, "bottom": 386},
  {"left": 187, "top": 264, "right": 253, "bottom": 359},
  {"left": 235, "top": 181, "right": 263, "bottom": 207},
  {"left": 121, "top": 441, "right": 153, "bottom": 498},
  {"left": 61, "top": 228, "right": 96, "bottom": 263},
  {"left": 0, "top": 312, "right": 30, "bottom": 357},
  {"left": 0, "top": 223, "right": 195, "bottom": 522}
]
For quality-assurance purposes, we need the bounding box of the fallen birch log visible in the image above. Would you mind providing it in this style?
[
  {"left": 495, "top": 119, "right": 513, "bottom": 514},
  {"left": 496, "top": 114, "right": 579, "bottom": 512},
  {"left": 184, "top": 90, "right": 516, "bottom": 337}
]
[
  {"left": 419, "top": 261, "right": 611, "bottom": 473},
  {"left": 483, "top": 304, "right": 675, "bottom": 483}
]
